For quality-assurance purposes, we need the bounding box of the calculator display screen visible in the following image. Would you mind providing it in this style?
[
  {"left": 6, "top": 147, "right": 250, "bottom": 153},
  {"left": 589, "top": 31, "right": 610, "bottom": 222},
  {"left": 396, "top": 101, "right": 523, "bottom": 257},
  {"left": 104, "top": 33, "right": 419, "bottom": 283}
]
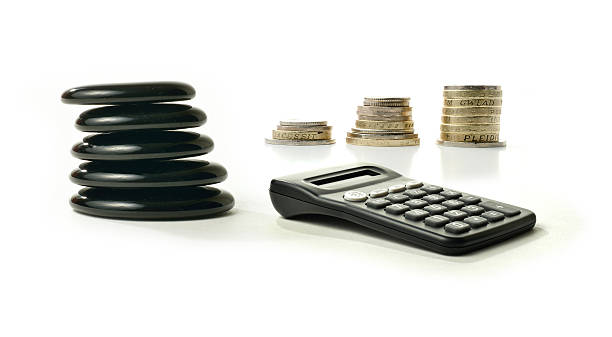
[{"left": 307, "top": 169, "right": 380, "bottom": 186}]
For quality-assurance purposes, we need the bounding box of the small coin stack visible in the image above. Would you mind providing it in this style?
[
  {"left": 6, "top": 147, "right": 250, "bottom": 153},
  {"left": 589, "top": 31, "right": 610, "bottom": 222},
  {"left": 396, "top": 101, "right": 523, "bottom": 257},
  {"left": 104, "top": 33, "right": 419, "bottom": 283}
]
[
  {"left": 346, "top": 97, "right": 420, "bottom": 146},
  {"left": 265, "top": 119, "right": 335, "bottom": 145},
  {"left": 437, "top": 85, "right": 506, "bottom": 147}
]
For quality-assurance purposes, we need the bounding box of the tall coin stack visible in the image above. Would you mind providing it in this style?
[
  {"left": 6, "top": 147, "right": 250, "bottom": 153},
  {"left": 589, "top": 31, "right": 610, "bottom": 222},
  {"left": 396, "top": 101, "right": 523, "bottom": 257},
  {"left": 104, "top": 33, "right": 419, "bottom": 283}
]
[
  {"left": 265, "top": 119, "right": 335, "bottom": 145},
  {"left": 346, "top": 97, "right": 420, "bottom": 146},
  {"left": 437, "top": 85, "right": 506, "bottom": 147}
]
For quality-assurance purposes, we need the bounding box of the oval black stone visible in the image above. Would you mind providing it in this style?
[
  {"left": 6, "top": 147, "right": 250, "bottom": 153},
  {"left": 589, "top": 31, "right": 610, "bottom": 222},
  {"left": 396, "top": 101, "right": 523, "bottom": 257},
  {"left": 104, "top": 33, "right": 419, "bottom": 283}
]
[
  {"left": 61, "top": 81, "right": 195, "bottom": 105},
  {"left": 72, "top": 131, "right": 213, "bottom": 160},
  {"left": 76, "top": 104, "right": 206, "bottom": 132},
  {"left": 70, "top": 186, "right": 234, "bottom": 219},
  {"left": 70, "top": 160, "right": 227, "bottom": 188}
]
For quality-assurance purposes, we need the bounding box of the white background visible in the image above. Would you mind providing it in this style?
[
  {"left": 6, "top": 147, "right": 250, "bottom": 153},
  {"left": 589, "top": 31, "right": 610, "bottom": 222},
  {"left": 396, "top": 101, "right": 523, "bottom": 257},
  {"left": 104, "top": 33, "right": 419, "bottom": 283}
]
[{"left": 1, "top": 0, "right": 611, "bottom": 336}]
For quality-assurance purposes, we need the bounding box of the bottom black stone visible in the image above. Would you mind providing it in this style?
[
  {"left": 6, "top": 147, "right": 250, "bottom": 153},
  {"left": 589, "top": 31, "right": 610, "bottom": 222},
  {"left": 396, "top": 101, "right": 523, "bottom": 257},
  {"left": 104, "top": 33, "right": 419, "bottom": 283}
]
[{"left": 70, "top": 186, "right": 234, "bottom": 220}]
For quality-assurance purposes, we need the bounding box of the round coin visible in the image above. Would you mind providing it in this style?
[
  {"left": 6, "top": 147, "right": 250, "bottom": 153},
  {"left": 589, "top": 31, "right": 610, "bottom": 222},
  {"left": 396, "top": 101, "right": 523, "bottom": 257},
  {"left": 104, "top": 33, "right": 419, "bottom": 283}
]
[
  {"left": 437, "top": 140, "right": 506, "bottom": 148},
  {"left": 351, "top": 128, "right": 415, "bottom": 134},
  {"left": 279, "top": 119, "right": 327, "bottom": 126},
  {"left": 346, "top": 137, "right": 420, "bottom": 147},
  {"left": 444, "top": 85, "right": 501, "bottom": 91},
  {"left": 355, "top": 120, "right": 414, "bottom": 130},
  {"left": 443, "top": 90, "right": 502, "bottom": 98},
  {"left": 272, "top": 130, "right": 332, "bottom": 140},
  {"left": 357, "top": 106, "right": 412, "bottom": 115},
  {"left": 265, "top": 138, "right": 336, "bottom": 146},
  {"left": 347, "top": 132, "right": 418, "bottom": 140},
  {"left": 440, "top": 124, "right": 500, "bottom": 132},
  {"left": 441, "top": 115, "right": 501, "bottom": 124},
  {"left": 276, "top": 125, "right": 332, "bottom": 131},
  {"left": 444, "top": 98, "right": 503, "bottom": 107},
  {"left": 442, "top": 107, "right": 502, "bottom": 116},
  {"left": 439, "top": 132, "right": 500, "bottom": 143},
  {"left": 357, "top": 114, "right": 412, "bottom": 121}
]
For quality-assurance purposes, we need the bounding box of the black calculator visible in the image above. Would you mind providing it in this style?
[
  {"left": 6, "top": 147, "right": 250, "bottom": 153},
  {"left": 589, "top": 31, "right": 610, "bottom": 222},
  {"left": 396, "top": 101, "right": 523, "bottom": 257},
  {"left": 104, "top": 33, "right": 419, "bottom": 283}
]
[{"left": 269, "top": 163, "right": 536, "bottom": 255}]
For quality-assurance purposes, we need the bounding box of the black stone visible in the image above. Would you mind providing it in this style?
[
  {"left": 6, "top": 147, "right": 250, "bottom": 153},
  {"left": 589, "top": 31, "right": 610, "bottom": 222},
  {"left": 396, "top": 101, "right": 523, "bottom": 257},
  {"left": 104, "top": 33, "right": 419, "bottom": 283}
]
[
  {"left": 76, "top": 104, "right": 206, "bottom": 132},
  {"left": 61, "top": 81, "right": 195, "bottom": 105},
  {"left": 72, "top": 131, "right": 214, "bottom": 161},
  {"left": 70, "top": 160, "right": 227, "bottom": 188},
  {"left": 70, "top": 186, "right": 234, "bottom": 220}
]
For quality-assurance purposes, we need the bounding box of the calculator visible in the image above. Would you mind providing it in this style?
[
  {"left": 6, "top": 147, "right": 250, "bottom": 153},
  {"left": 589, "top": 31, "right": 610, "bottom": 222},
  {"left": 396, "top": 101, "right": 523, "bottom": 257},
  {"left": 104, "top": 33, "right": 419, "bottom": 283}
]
[{"left": 269, "top": 163, "right": 536, "bottom": 255}]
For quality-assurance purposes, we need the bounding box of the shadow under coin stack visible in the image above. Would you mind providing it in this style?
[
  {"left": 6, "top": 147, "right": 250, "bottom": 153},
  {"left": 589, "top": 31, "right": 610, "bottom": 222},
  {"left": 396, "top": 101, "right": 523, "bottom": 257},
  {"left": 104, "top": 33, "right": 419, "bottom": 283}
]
[
  {"left": 265, "top": 119, "right": 335, "bottom": 145},
  {"left": 346, "top": 97, "right": 420, "bottom": 146},
  {"left": 62, "top": 82, "right": 234, "bottom": 219},
  {"left": 437, "top": 86, "right": 506, "bottom": 147}
]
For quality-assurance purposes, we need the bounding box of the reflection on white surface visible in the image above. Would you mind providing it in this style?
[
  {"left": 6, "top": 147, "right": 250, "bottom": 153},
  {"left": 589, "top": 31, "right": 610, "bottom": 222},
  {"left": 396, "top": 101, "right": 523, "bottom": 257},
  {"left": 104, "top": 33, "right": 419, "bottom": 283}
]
[{"left": 439, "top": 146, "right": 502, "bottom": 181}]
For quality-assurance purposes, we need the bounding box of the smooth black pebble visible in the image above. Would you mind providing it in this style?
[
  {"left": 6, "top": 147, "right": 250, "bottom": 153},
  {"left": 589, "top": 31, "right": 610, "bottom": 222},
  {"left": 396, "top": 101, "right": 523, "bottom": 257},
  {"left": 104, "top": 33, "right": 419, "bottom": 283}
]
[
  {"left": 76, "top": 104, "right": 206, "bottom": 132},
  {"left": 72, "top": 131, "right": 214, "bottom": 160},
  {"left": 71, "top": 186, "right": 235, "bottom": 219},
  {"left": 70, "top": 160, "right": 227, "bottom": 188},
  {"left": 61, "top": 81, "right": 195, "bottom": 105}
]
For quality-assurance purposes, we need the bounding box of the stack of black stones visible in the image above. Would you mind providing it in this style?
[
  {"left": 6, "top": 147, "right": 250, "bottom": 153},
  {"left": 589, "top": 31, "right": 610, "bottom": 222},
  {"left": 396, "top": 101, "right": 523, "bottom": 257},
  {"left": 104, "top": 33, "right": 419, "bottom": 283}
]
[{"left": 62, "top": 81, "right": 234, "bottom": 219}]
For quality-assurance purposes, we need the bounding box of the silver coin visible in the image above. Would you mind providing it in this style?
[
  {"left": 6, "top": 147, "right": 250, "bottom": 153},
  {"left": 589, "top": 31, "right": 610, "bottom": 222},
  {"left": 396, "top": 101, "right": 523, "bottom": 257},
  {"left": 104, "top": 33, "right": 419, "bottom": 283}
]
[
  {"left": 279, "top": 119, "right": 328, "bottom": 126},
  {"left": 436, "top": 139, "right": 506, "bottom": 148},
  {"left": 265, "top": 138, "right": 336, "bottom": 146},
  {"left": 357, "top": 106, "right": 412, "bottom": 115},
  {"left": 347, "top": 132, "right": 418, "bottom": 140},
  {"left": 443, "top": 85, "right": 501, "bottom": 91},
  {"left": 357, "top": 114, "right": 412, "bottom": 121},
  {"left": 276, "top": 125, "right": 332, "bottom": 131},
  {"left": 351, "top": 128, "right": 414, "bottom": 134}
]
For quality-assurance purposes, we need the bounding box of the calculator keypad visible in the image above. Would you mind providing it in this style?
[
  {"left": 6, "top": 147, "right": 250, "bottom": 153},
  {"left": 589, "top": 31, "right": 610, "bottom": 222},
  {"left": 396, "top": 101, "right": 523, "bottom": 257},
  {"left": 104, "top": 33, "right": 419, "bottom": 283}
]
[{"left": 340, "top": 180, "right": 522, "bottom": 237}]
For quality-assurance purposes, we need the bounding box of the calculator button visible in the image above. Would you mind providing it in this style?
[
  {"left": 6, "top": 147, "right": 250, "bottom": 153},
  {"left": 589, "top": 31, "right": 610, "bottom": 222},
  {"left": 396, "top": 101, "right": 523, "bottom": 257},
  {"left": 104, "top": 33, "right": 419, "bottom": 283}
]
[
  {"left": 422, "top": 194, "right": 446, "bottom": 204},
  {"left": 365, "top": 198, "right": 392, "bottom": 209},
  {"left": 479, "top": 201, "right": 521, "bottom": 217},
  {"left": 385, "top": 194, "right": 411, "bottom": 204},
  {"left": 424, "top": 215, "right": 450, "bottom": 228},
  {"left": 423, "top": 204, "right": 448, "bottom": 215},
  {"left": 405, "top": 181, "right": 423, "bottom": 189},
  {"left": 481, "top": 210, "right": 505, "bottom": 222},
  {"left": 403, "top": 189, "right": 428, "bottom": 199},
  {"left": 404, "top": 199, "right": 428, "bottom": 209},
  {"left": 440, "top": 190, "right": 462, "bottom": 199},
  {"left": 444, "top": 222, "right": 471, "bottom": 234},
  {"left": 404, "top": 209, "right": 429, "bottom": 221},
  {"left": 461, "top": 205, "right": 485, "bottom": 215},
  {"left": 463, "top": 216, "right": 488, "bottom": 228},
  {"left": 441, "top": 199, "right": 465, "bottom": 210},
  {"left": 388, "top": 184, "right": 406, "bottom": 193},
  {"left": 421, "top": 185, "right": 443, "bottom": 194},
  {"left": 459, "top": 195, "right": 481, "bottom": 205},
  {"left": 385, "top": 203, "right": 411, "bottom": 215},
  {"left": 343, "top": 191, "right": 367, "bottom": 202},
  {"left": 443, "top": 210, "right": 468, "bottom": 221},
  {"left": 369, "top": 189, "right": 388, "bottom": 198}
]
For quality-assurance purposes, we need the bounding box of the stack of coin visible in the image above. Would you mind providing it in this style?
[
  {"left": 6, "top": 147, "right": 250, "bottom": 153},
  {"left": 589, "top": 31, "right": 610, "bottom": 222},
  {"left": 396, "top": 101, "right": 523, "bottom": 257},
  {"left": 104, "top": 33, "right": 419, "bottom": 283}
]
[
  {"left": 346, "top": 97, "right": 420, "bottom": 146},
  {"left": 437, "top": 85, "right": 506, "bottom": 147},
  {"left": 265, "top": 119, "right": 335, "bottom": 145}
]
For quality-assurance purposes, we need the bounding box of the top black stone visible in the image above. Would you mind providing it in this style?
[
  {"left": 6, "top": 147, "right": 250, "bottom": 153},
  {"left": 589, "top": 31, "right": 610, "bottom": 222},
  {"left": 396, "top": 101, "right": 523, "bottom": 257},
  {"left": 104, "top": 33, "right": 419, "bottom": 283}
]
[{"left": 61, "top": 81, "right": 195, "bottom": 105}]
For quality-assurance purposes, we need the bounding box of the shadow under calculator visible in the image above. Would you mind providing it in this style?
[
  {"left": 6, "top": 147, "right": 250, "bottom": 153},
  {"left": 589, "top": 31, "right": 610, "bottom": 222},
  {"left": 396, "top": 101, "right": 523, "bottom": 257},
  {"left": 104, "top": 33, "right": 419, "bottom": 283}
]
[{"left": 277, "top": 213, "right": 546, "bottom": 262}]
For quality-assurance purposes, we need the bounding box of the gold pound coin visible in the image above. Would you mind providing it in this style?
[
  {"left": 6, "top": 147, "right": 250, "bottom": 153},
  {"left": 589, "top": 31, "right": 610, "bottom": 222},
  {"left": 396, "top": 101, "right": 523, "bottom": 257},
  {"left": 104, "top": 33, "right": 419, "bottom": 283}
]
[
  {"left": 439, "top": 132, "right": 500, "bottom": 143},
  {"left": 443, "top": 90, "right": 502, "bottom": 98},
  {"left": 265, "top": 138, "right": 336, "bottom": 146},
  {"left": 357, "top": 106, "right": 412, "bottom": 115},
  {"left": 442, "top": 107, "right": 502, "bottom": 116},
  {"left": 346, "top": 136, "right": 420, "bottom": 147},
  {"left": 272, "top": 130, "right": 332, "bottom": 140},
  {"left": 441, "top": 115, "right": 501, "bottom": 124},
  {"left": 444, "top": 98, "right": 503, "bottom": 107},
  {"left": 437, "top": 140, "right": 506, "bottom": 148},
  {"left": 444, "top": 85, "right": 501, "bottom": 91},
  {"left": 363, "top": 97, "right": 410, "bottom": 107},
  {"left": 347, "top": 132, "right": 418, "bottom": 140},
  {"left": 440, "top": 124, "right": 500, "bottom": 132},
  {"left": 355, "top": 120, "right": 414, "bottom": 130}
]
